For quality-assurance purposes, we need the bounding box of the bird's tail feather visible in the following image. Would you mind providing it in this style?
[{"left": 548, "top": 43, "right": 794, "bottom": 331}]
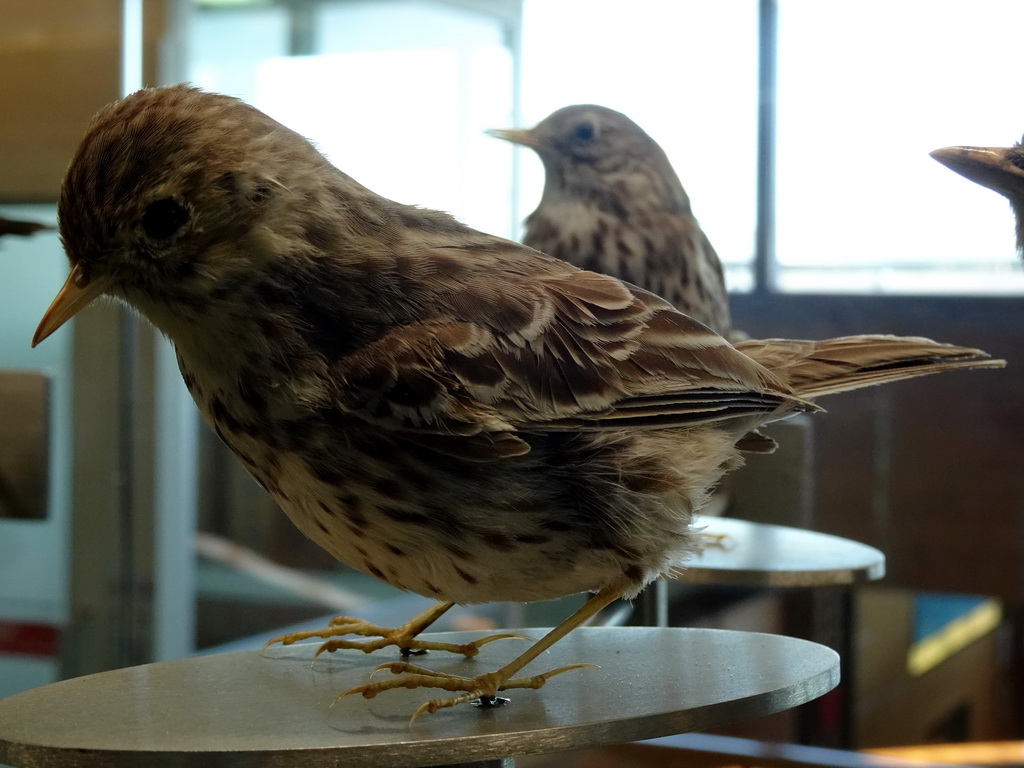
[{"left": 734, "top": 334, "right": 1004, "bottom": 399}]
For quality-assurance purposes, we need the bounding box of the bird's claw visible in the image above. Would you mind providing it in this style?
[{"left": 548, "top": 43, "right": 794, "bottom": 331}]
[
  {"left": 263, "top": 617, "right": 529, "bottom": 664},
  {"left": 336, "top": 660, "right": 598, "bottom": 722},
  {"left": 315, "top": 630, "right": 529, "bottom": 660},
  {"left": 454, "top": 631, "right": 535, "bottom": 656},
  {"left": 261, "top": 616, "right": 368, "bottom": 651}
]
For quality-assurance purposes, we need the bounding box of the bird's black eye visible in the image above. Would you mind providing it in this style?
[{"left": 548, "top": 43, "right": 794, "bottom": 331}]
[
  {"left": 142, "top": 198, "right": 189, "bottom": 240},
  {"left": 574, "top": 122, "right": 595, "bottom": 142}
]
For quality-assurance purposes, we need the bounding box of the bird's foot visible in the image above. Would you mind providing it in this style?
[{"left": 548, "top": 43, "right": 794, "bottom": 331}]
[
  {"left": 340, "top": 660, "right": 597, "bottom": 721},
  {"left": 263, "top": 614, "right": 530, "bottom": 660}
]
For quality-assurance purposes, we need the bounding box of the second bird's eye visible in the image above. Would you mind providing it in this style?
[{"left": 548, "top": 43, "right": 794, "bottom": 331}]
[
  {"left": 574, "top": 122, "right": 595, "bottom": 142},
  {"left": 142, "top": 198, "right": 189, "bottom": 240}
]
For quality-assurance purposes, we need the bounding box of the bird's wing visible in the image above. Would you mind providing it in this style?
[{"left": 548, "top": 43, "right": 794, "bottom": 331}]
[
  {"left": 334, "top": 261, "right": 811, "bottom": 457},
  {"left": 734, "top": 335, "right": 1002, "bottom": 398}
]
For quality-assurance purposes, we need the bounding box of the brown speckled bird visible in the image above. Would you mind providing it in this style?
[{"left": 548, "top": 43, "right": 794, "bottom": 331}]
[
  {"left": 33, "top": 86, "right": 1003, "bottom": 718},
  {"left": 490, "top": 105, "right": 733, "bottom": 337},
  {"left": 931, "top": 141, "right": 1024, "bottom": 255}
]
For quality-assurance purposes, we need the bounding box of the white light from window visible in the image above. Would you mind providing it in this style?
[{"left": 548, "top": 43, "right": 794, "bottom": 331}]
[
  {"left": 776, "top": 0, "right": 1024, "bottom": 292},
  {"left": 518, "top": 0, "right": 759, "bottom": 280}
]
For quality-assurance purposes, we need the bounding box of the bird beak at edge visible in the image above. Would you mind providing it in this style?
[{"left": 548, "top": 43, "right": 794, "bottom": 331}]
[
  {"left": 486, "top": 127, "right": 540, "bottom": 149},
  {"left": 32, "top": 264, "right": 104, "bottom": 347},
  {"left": 929, "top": 145, "right": 1024, "bottom": 199}
]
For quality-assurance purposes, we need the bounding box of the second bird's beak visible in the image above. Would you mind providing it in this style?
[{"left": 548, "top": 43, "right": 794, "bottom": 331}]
[
  {"left": 486, "top": 127, "right": 539, "bottom": 149},
  {"left": 930, "top": 145, "right": 1024, "bottom": 199},
  {"left": 32, "top": 264, "right": 104, "bottom": 347}
]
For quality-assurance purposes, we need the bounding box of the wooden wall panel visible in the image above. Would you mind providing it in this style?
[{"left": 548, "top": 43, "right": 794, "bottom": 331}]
[
  {"left": 733, "top": 293, "right": 1024, "bottom": 602},
  {"left": 0, "top": 0, "right": 168, "bottom": 202}
]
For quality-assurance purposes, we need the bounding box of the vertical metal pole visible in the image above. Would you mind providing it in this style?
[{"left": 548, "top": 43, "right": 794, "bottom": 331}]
[
  {"left": 635, "top": 580, "right": 669, "bottom": 628},
  {"left": 755, "top": 0, "right": 778, "bottom": 295},
  {"left": 121, "top": 0, "right": 143, "bottom": 96},
  {"left": 152, "top": 0, "right": 199, "bottom": 663},
  {"left": 153, "top": 340, "right": 199, "bottom": 661},
  {"left": 286, "top": 0, "right": 317, "bottom": 56},
  {"left": 502, "top": 4, "right": 527, "bottom": 634},
  {"left": 506, "top": 4, "right": 525, "bottom": 241},
  {"left": 117, "top": 0, "right": 144, "bottom": 669},
  {"left": 837, "top": 586, "right": 855, "bottom": 749},
  {"left": 115, "top": 314, "right": 140, "bottom": 666}
]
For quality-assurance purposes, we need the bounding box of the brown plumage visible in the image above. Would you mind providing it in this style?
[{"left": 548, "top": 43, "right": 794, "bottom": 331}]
[
  {"left": 931, "top": 141, "right": 1024, "bottom": 255},
  {"left": 33, "top": 85, "right": 1003, "bottom": 717},
  {"left": 490, "top": 105, "right": 733, "bottom": 337}
]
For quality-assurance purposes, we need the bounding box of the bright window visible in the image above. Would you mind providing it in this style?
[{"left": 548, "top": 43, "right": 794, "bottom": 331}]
[
  {"left": 190, "top": 0, "right": 1024, "bottom": 295},
  {"left": 190, "top": 1, "right": 516, "bottom": 238},
  {"left": 776, "top": 0, "right": 1024, "bottom": 293},
  {"left": 517, "top": 0, "right": 759, "bottom": 291}
]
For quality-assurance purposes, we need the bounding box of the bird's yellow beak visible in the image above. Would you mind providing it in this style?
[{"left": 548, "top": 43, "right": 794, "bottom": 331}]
[
  {"left": 486, "top": 127, "right": 539, "bottom": 149},
  {"left": 930, "top": 145, "right": 1024, "bottom": 199},
  {"left": 32, "top": 264, "right": 103, "bottom": 347}
]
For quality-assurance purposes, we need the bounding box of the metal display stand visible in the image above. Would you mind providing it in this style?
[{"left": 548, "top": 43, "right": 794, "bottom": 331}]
[{"left": 0, "top": 627, "right": 839, "bottom": 768}]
